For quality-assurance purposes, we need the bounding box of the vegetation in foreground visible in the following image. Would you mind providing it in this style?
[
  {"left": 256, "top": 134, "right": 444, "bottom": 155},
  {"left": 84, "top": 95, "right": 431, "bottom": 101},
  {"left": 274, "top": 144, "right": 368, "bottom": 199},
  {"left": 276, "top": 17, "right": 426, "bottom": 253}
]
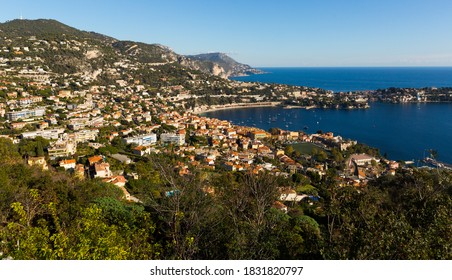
[{"left": 0, "top": 138, "right": 450, "bottom": 260}]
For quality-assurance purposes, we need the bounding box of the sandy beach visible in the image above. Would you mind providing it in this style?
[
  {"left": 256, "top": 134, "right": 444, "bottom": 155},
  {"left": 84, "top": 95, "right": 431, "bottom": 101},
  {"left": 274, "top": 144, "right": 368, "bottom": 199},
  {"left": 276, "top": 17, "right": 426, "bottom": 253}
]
[{"left": 195, "top": 101, "right": 282, "bottom": 114}]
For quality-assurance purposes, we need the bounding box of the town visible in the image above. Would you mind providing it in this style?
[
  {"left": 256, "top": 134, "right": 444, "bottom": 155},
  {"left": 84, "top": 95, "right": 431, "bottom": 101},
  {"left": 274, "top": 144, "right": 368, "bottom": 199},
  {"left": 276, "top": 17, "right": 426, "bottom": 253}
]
[
  {"left": 0, "top": 33, "right": 398, "bottom": 209},
  {"left": 0, "top": 23, "right": 417, "bottom": 207}
]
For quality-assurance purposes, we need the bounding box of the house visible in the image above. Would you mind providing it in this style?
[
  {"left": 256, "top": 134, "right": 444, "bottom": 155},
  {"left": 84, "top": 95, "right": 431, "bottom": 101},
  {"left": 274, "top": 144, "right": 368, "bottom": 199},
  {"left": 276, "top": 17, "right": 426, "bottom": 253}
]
[
  {"left": 349, "top": 153, "right": 380, "bottom": 166},
  {"left": 93, "top": 162, "right": 112, "bottom": 178},
  {"left": 47, "top": 138, "right": 76, "bottom": 159},
  {"left": 59, "top": 159, "right": 76, "bottom": 170},
  {"left": 224, "top": 128, "right": 237, "bottom": 138},
  {"left": 279, "top": 188, "right": 305, "bottom": 202},
  {"left": 10, "top": 122, "right": 27, "bottom": 130},
  {"left": 358, "top": 169, "right": 367, "bottom": 180},
  {"left": 273, "top": 201, "right": 288, "bottom": 213},
  {"left": 248, "top": 130, "right": 269, "bottom": 140},
  {"left": 58, "top": 90, "right": 72, "bottom": 98},
  {"left": 75, "top": 164, "right": 85, "bottom": 179},
  {"left": 222, "top": 161, "right": 236, "bottom": 171},
  {"left": 88, "top": 155, "right": 103, "bottom": 165},
  {"left": 257, "top": 146, "right": 272, "bottom": 156},
  {"left": 103, "top": 175, "right": 127, "bottom": 188},
  {"left": 38, "top": 121, "right": 49, "bottom": 129},
  {"left": 108, "top": 131, "right": 119, "bottom": 141},
  {"left": 388, "top": 161, "right": 399, "bottom": 170},
  {"left": 27, "top": 156, "right": 48, "bottom": 170}
]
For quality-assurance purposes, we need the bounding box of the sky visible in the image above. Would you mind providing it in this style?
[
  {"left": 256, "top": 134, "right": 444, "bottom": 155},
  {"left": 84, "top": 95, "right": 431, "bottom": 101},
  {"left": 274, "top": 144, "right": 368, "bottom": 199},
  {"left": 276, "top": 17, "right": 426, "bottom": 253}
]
[{"left": 1, "top": 0, "right": 452, "bottom": 67}]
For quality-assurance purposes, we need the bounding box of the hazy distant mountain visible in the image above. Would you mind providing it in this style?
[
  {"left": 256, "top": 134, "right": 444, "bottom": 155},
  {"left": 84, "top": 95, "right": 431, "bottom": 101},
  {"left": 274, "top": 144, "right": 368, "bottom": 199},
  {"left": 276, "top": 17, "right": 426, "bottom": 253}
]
[{"left": 185, "top": 52, "right": 263, "bottom": 78}]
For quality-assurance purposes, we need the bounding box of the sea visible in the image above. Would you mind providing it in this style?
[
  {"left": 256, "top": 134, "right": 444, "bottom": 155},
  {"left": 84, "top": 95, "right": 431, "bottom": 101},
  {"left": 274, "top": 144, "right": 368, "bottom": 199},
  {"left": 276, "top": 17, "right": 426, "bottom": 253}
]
[{"left": 204, "top": 67, "right": 452, "bottom": 164}]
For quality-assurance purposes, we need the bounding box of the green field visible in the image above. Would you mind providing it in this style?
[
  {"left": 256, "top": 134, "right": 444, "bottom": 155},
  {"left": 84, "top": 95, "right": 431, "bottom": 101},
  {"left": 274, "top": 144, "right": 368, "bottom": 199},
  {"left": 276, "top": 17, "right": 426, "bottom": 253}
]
[{"left": 291, "top": 142, "right": 328, "bottom": 155}]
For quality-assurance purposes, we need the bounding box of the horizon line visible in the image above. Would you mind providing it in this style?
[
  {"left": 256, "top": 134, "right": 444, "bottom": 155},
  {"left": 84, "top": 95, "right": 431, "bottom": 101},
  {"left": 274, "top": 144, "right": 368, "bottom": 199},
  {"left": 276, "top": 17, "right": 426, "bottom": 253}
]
[{"left": 252, "top": 65, "right": 452, "bottom": 68}]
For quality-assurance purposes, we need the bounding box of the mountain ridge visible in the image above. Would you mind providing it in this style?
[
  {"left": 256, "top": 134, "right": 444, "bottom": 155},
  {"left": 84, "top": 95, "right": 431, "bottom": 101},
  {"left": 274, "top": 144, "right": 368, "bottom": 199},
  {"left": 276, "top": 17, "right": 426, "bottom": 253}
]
[{"left": 0, "top": 19, "right": 261, "bottom": 79}]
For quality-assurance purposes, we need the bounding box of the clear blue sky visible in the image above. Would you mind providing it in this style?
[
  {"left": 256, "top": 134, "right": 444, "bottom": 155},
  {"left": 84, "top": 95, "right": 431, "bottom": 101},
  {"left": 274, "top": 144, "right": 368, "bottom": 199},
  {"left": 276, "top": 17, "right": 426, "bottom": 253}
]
[{"left": 2, "top": 0, "right": 452, "bottom": 67}]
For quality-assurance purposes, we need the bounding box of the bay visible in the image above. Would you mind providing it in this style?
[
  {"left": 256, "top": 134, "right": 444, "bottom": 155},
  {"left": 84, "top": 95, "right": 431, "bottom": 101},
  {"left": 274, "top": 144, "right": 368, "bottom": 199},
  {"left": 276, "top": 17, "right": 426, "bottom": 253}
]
[
  {"left": 205, "top": 103, "right": 452, "bottom": 164},
  {"left": 206, "top": 67, "right": 452, "bottom": 164}
]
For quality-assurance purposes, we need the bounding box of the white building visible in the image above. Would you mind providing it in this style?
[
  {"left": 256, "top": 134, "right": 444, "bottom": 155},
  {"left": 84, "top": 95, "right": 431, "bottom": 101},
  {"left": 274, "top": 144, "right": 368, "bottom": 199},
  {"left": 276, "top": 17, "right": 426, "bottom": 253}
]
[
  {"left": 73, "top": 129, "right": 99, "bottom": 143},
  {"left": 48, "top": 138, "right": 77, "bottom": 159},
  {"left": 21, "top": 128, "right": 65, "bottom": 140},
  {"left": 279, "top": 189, "right": 306, "bottom": 202},
  {"left": 123, "top": 133, "right": 157, "bottom": 146},
  {"left": 160, "top": 133, "right": 185, "bottom": 146},
  {"left": 94, "top": 162, "right": 112, "bottom": 178},
  {"left": 350, "top": 153, "right": 380, "bottom": 166},
  {"left": 59, "top": 159, "right": 76, "bottom": 170},
  {"left": 6, "top": 107, "right": 46, "bottom": 121}
]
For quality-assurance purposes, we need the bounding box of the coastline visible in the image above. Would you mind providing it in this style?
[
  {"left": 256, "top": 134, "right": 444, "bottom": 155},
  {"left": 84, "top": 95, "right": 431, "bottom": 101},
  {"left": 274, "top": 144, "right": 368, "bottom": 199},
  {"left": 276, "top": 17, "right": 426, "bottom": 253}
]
[
  {"left": 228, "top": 70, "right": 268, "bottom": 79},
  {"left": 195, "top": 101, "right": 281, "bottom": 114},
  {"left": 201, "top": 102, "right": 452, "bottom": 165}
]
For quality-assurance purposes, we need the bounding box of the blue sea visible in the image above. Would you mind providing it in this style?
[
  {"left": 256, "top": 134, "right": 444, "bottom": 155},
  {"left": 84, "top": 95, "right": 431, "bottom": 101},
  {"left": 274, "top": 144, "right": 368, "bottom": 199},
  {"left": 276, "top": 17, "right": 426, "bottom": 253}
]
[
  {"left": 205, "top": 67, "right": 452, "bottom": 164},
  {"left": 232, "top": 67, "right": 452, "bottom": 92}
]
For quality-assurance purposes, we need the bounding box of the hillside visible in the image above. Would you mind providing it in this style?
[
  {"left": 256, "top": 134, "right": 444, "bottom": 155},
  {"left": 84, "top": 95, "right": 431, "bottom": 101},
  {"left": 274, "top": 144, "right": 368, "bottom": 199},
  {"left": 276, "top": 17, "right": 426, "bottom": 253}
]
[
  {"left": 186, "top": 52, "right": 264, "bottom": 78},
  {"left": 0, "top": 19, "right": 260, "bottom": 79}
]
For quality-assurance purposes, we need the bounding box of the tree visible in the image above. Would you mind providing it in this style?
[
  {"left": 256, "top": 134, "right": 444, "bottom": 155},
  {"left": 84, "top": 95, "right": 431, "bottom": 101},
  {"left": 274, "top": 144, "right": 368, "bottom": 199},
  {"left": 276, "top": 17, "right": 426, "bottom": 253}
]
[
  {"left": 65, "top": 205, "right": 129, "bottom": 259},
  {"left": 18, "top": 137, "right": 50, "bottom": 157},
  {"left": 0, "top": 138, "right": 20, "bottom": 163},
  {"left": 216, "top": 171, "right": 281, "bottom": 259},
  {"left": 268, "top": 127, "right": 280, "bottom": 135},
  {"left": 284, "top": 145, "right": 294, "bottom": 156},
  {"left": 331, "top": 148, "right": 344, "bottom": 162}
]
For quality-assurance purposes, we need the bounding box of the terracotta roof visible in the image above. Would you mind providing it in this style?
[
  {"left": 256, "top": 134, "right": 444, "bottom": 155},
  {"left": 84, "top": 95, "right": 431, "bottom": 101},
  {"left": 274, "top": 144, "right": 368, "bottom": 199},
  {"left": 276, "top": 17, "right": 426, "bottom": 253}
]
[
  {"left": 88, "top": 155, "right": 103, "bottom": 165},
  {"left": 59, "top": 159, "right": 76, "bottom": 165}
]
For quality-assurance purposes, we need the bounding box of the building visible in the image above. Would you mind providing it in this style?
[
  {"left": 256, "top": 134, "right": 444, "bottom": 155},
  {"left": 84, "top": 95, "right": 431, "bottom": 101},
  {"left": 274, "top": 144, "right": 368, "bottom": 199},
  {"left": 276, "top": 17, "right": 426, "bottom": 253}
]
[
  {"left": 160, "top": 133, "right": 185, "bottom": 146},
  {"left": 67, "top": 118, "right": 88, "bottom": 130},
  {"left": 248, "top": 130, "right": 269, "bottom": 140},
  {"left": 59, "top": 159, "right": 76, "bottom": 170},
  {"left": 279, "top": 189, "right": 305, "bottom": 202},
  {"left": 94, "top": 162, "right": 112, "bottom": 178},
  {"left": 350, "top": 153, "right": 380, "bottom": 166},
  {"left": 123, "top": 133, "right": 157, "bottom": 146},
  {"left": 21, "top": 128, "right": 65, "bottom": 140},
  {"left": 133, "top": 145, "right": 151, "bottom": 156},
  {"left": 73, "top": 129, "right": 99, "bottom": 143},
  {"left": 103, "top": 175, "right": 127, "bottom": 188},
  {"left": 27, "top": 156, "right": 48, "bottom": 170},
  {"left": 19, "top": 96, "right": 42, "bottom": 106},
  {"left": 74, "top": 164, "right": 85, "bottom": 179},
  {"left": 10, "top": 122, "right": 27, "bottom": 130},
  {"left": 89, "top": 116, "right": 104, "bottom": 127},
  {"left": 88, "top": 155, "right": 103, "bottom": 165},
  {"left": 110, "top": 153, "right": 132, "bottom": 164},
  {"left": 6, "top": 107, "right": 46, "bottom": 121},
  {"left": 273, "top": 201, "right": 288, "bottom": 213},
  {"left": 47, "top": 138, "right": 77, "bottom": 159}
]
